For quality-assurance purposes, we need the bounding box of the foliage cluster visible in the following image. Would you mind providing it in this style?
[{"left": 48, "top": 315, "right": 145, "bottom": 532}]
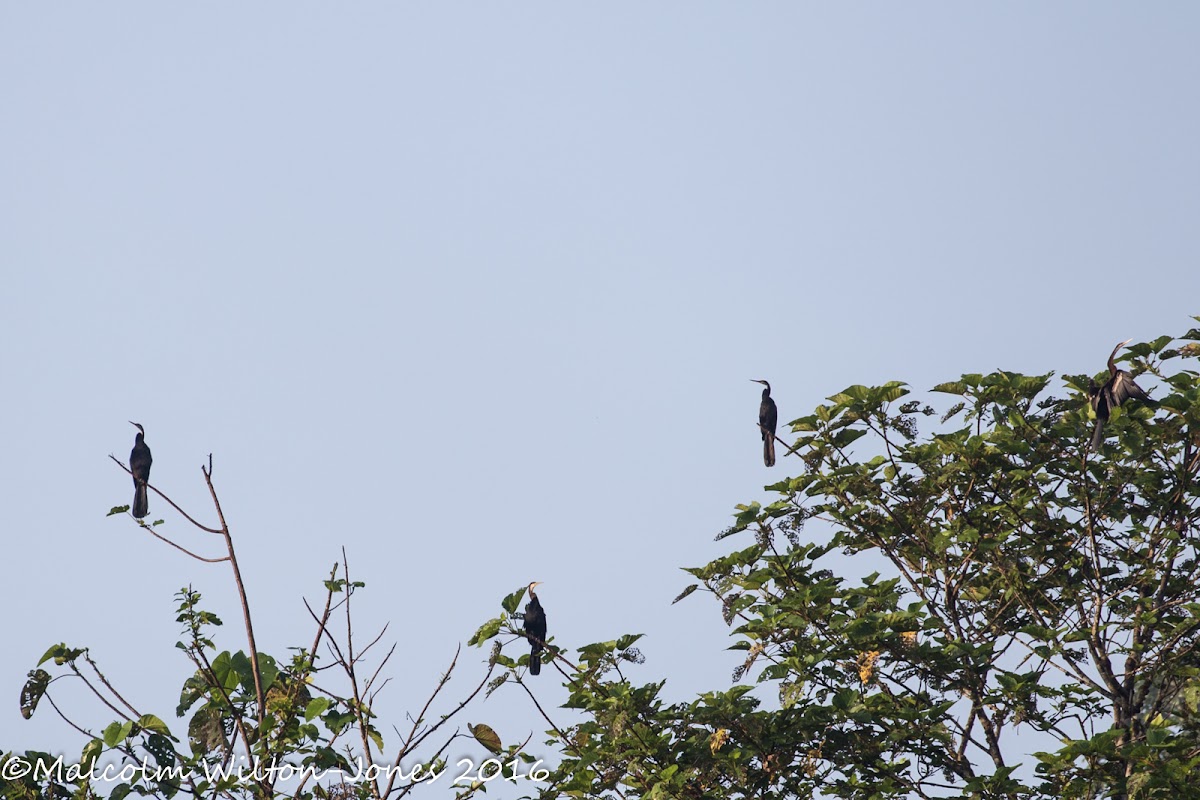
[
  {"left": 471, "top": 324, "right": 1200, "bottom": 799},
  {"left": 5, "top": 466, "right": 503, "bottom": 800},
  {"left": 7, "top": 322, "right": 1200, "bottom": 800}
]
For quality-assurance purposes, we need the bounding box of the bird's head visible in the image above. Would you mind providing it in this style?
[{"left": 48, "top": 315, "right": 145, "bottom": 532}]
[
  {"left": 528, "top": 581, "right": 542, "bottom": 595},
  {"left": 1107, "top": 339, "right": 1136, "bottom": 371},
  {"left": 129, "top": 421, "right": 145, "bottom": 435},
  {"left": 750, "top": 379, "right": 770, "bottom": 389}
]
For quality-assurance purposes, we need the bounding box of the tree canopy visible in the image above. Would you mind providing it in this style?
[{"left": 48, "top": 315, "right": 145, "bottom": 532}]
[
  {"left": 7, "top": 322, "right": 1200, "bottom": 800},
  {"left": 473, "top": 323, "right": 1200, "bottom": 799}
]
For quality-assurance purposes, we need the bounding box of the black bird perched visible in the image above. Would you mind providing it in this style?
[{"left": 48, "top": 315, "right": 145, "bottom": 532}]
[
  {"left": 1088, "top": 339, "right": 1156, "bottom": 450},
  {"left": 523, "top": 581, "right": 547, "bottom": 676},
  {"left": 751, "top": 379, "right": 777, "bottom": 467},
  {"left": 129, "top": 422, "right": 152, "bottom": 519},
  {"left": 1086, "top": 379, "right": 1110, "bottom": 451}
]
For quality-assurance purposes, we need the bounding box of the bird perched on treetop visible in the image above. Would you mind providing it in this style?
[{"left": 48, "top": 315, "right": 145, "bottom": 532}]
[
  {"left": 751, "top": 379, "right": 777, "bottom": 467},
  {"left": 129, "top": 422, "right": 153, "bottom": 519},
  {"left": 523, "top": 582, "right": 547, "bottom": 676},
  {"left": 1087, "top": 339, "right": 1156, "bottom": 450}
]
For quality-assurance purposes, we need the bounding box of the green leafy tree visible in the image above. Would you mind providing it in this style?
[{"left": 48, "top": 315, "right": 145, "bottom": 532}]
[{"left": 475, "top": 322, "right": 1200, "bottom": 799}]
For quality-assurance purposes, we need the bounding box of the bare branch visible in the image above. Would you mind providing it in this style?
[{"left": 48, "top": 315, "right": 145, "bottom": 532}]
[{"left": 109, "top": 454, "right": 223, "bottom": 534}]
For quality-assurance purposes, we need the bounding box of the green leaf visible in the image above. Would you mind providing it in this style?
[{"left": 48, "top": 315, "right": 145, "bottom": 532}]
[
  {"left": 19, "top": 669, "right": 49, "bottom": 720},
  {"left": 229, "top": 651, "right": 253, "bottom": 692},
  {"left": 102, "top": 720, "right": 135, "bottom": 748},
  {"left": 257, "top": 653, "right": 280, "bottom": 691},
  {"left": 502, "top": 586, "right": 527, "bottom": 615},
  {"left": 833, "top": 428, "right": 868, "bottom": 447},
  {"left": 672, "top": 584, "right": 699, "bottom": 604},
  {"left": 144, "top": 732, "right": 175, "bottom": 767},
  {"left": 38, "top": 643, "right": 84, "bottom": 666},
  {"left": 322, "top": 709, "right": 356, "bottom": 734},
  {"left": 469, "top": 722, "right": 503, "bottom": 754},
  {"left": 615, "top": 634, "right": 645, "bottom": 651},
  {"left": 485, "top": 673, "right": 509, "bottom": 698},
  {"left": 305, "top": 697, "right": 332, "bottom": 721},
  {"left": 469, "top": 617, "right": 503, "bottom": 647},
  {"left": 187, "top": 706, "right": 226, "bottom": 754},
  {"left": 210, "top": 651, "right": 238, "bottom": 690},
  {"left": 932, "top": 380, "right": 968, "bottom": 395},
  {"left": 80, "top": 738, "right": 103, "bottom": 776},
  {"left": 734, "top": 503, "right": 762, "bottom": 527},
  {"left": 225, "top": 651, "right": 275, "bottom": 694},
  {"left": 137, "top": 714, "right": 173, "bottom": 739}
]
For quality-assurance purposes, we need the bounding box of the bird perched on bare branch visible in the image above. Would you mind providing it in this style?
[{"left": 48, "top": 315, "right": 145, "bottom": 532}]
[
  {"left": 523, "top": 582, "right": 547, "bottom": 676},
  {"left": 1088, "top": 340, "right": 1156, "bottom": 450},
  {"left": 129, "top": 422, "right": 153, "bottom": 518},
  {"left": 751, "top": 379, "right": 777, "bottom": 467}
]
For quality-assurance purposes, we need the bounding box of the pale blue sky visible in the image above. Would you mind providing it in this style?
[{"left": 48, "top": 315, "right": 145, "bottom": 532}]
[{"left": 3, "top": 3, "right": 1198, "bottom": 793}]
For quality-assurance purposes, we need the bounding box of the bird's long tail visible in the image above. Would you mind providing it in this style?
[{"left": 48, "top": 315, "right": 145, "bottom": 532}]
[
  {"left": 133, "top": 482, "right": 149, "bottom": 519},
  {"left": 764, "top": 435, "right": 776, "bottom": 467},
  {"left": 530, "top": 647, "right": 541, "bottom": 676},
  {"left": 1090, "top": 420, "right": 1105, "bottom": 451}
]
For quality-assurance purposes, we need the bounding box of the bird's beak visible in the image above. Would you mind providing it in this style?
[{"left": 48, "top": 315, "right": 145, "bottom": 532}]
[
  {"left": 1117, "top": 338, "right": 1133, "bottom": 349},
  {"left": 531, "top": 582, "right": 543, "bottom": 590}
]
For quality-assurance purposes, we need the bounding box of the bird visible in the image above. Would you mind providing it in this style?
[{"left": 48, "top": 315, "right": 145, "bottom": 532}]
[
  {"left": 522, "top": 581, "right": 547, "bottom": 676},
  {"left": 1088, "top": 340, "right": 1156, "bottom": 450},
  {"left": 751, "top": 379, "right": 777, "bottom": 467},
  {"left": 1086, "top": 379, "right": 1111, "bottom": 451},
  {"left": 129, "top": 422, "right": 153, "bottom": 519}
]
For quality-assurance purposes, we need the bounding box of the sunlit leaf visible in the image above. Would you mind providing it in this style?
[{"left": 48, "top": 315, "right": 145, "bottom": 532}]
[
  {"left": 468, "top": 617, "right": 503, "bottom": 647},
  {"left": 502, "top": 586, "right": 528, "bottom": 615},
  {"left": 305, "top": 697, "right": 332, "bottom": 721},
  {"left": 468, "top": 722, "right": 503, "bottom": 754}
]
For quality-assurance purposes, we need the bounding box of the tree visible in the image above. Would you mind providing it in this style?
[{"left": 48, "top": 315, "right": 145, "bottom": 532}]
[
  {"left": 10, "top": 323, "right": 1200, "bottom": 800},
  {"left": 474, "top": 322, "right": 1200, "bottom": 799},
  {"left": 6, "top": 457, "right": 506, "bottom": 800}
]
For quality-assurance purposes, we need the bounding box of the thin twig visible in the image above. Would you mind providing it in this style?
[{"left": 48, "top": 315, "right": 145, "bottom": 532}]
[
  {"left": 356, "top": 623, "right": 391, "bottom": 665},
  {"left": 83, "top": 653, "right": 142, "bottom": 720},
  {"left": 133, "top": 517, "right": 230, "bottom": 562},
  {"left": 201, "top": 460, "right": 267, "bottom": 735},
  {"left": 339, "top": 550, "right": 382, "bottom": 798},
  {"left": 382, "top": 645, "right": 496, "bottom": 799},
  {"left": 364, "top": 642, "right": 397, "bottom": 697},
  {"left": 109, "top": 454, "right": 223, "bottom": 534},
  {"left": 65, "top": 664, "right": 134, "bottom": 724}
]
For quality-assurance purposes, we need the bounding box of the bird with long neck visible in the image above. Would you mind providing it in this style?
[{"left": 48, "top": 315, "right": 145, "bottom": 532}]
[
  {"left": 1103, "top": 339, "right": 1154, "bottom": 407},
  {"left": 129, "top": 422, "right": 153, "bottom": 519},
  {"left": 1088, "top": 339, "right": 1155, "bottom": 450},
  {"left": 751, "top": 379, "right": 777, "bottom": 467},
  {"left": 523, "top": 581, "right": 547, "bottom": 676},
  {"left": 1086, "top": 379, "right": 1110, "bottom": 451}
]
